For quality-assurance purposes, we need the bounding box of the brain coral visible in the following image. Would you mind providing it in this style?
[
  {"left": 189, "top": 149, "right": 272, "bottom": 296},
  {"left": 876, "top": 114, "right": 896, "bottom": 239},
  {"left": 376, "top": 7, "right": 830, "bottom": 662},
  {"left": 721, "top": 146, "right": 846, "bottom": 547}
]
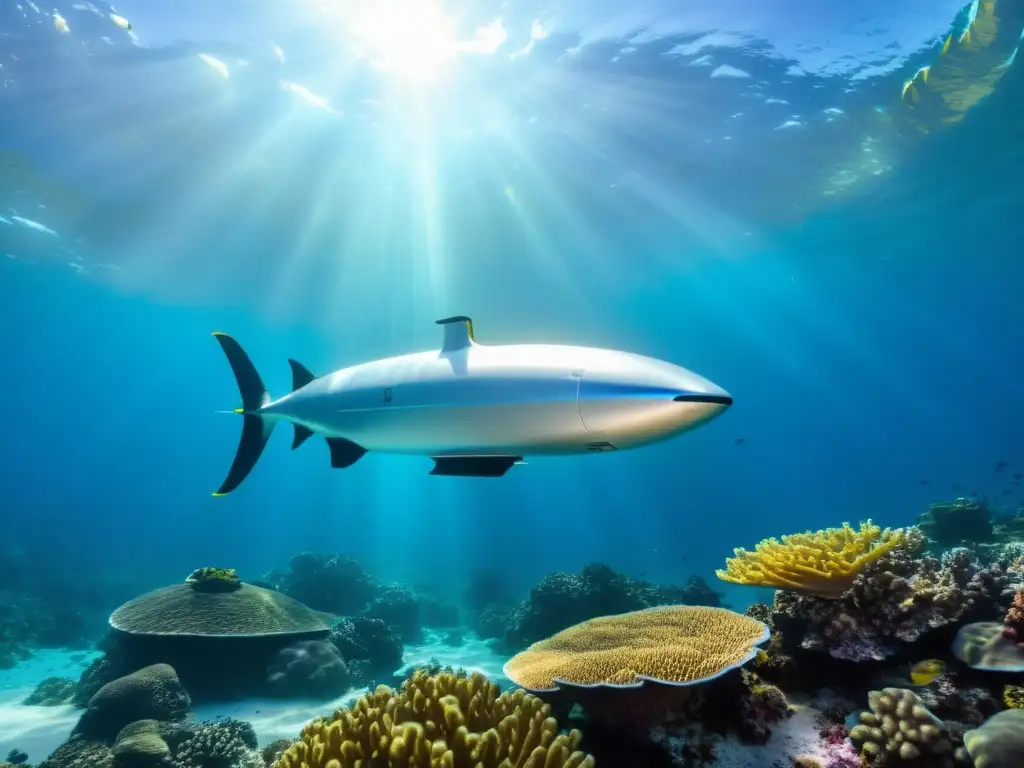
[
  {"left": 109, "top": 576, "right": 329, "bottom": 637},
  {"left": 963, "top": 708, "right": 1024, "bottom": 768},
  {"left": 502, "top": 605, "right": 769, "bottom": 691},
  {"left": 273, "top": 669, "right": 593, "bottom": 768},
  {"left": 716, "top": 521, "right": 905, "bottom": 599}
]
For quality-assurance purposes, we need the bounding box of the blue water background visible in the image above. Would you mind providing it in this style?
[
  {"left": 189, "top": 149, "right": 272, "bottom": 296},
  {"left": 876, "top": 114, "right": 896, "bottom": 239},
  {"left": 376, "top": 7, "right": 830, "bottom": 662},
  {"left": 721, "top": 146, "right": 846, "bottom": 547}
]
[{"left": 1, "top": 0, "right": 1022, "bottom": 609}]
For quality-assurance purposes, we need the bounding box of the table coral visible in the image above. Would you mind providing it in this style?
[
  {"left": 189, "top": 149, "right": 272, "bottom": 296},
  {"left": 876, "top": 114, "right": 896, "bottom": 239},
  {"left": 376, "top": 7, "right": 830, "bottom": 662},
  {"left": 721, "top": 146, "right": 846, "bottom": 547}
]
[
  {"left": 716, "top": 521, "right": 905, "bottom": 599},
  {"left": 272, "top": 669, "right": 594, "bottom": 768},
  {"left": 502, "top": 605, "right": 769, "bottom": 691}
]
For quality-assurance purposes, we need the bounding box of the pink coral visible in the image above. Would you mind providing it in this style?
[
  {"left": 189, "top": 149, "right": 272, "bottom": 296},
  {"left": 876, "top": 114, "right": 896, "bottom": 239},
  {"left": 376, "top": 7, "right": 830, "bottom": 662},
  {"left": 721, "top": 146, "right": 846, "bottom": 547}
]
[
  {"left": 824, "top": 740, "right": 860, "bottom": 768},
  {"left": 1002, "top": 589, "right": 1024, "bottom": 654}
]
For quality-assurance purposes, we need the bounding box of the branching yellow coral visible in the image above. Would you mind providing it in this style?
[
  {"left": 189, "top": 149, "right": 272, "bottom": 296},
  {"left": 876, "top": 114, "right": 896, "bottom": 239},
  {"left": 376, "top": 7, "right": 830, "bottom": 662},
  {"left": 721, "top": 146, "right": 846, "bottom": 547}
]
[
  {"left": 715, "top": 520, "right": 905, "bottom": 599},
  {"left": 272, "top": 669, "right": 594, "bottom": 768}
]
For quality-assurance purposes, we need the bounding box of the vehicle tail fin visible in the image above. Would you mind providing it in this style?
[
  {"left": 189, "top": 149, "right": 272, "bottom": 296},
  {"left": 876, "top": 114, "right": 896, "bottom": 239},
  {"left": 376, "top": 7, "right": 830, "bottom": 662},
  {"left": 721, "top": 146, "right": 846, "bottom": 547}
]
[{"left": 212, "top": 332, "right": 274, "bottom": 496}]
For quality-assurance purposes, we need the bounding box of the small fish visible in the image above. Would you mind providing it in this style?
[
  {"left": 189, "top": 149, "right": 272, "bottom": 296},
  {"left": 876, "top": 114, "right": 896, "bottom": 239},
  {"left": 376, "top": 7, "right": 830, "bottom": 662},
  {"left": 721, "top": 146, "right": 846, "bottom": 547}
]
[
  {"left": 995, "top": 461, "right": 1010, "bottom": 473},
  {"left": 1014, "top": 472, "right": 1022, "bottom": 480},
  {"left": 920, "top": 479, "right": 930, "bottom": 485},
  {"left": 910, "top": 659, "right": 945, "bottom": 686},
  {"left": 110, "top": 13, "right": 132, "bottom": 30},
  {"left": 951, "top": 483, "right": 961, "bottom": 491},
  {"left": 734, "top": 437, "right": 745, "bottom": 445}
]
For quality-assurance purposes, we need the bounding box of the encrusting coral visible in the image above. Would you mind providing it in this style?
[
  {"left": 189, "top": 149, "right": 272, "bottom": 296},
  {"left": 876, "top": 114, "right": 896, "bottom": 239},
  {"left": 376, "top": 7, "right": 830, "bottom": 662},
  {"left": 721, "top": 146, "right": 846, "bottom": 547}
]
[
  {"left": 184, "top": 566, "right": 243, "bottom": 593},
  {"left": 272, "top": 669, "right": 595, "bottom": 768},
  {"left": 502, "top": 605, "right": 769, "bottom": 691},
  {"left": 847, "top": 688, "right": 968, "bottom": 766},
  {"left": 715, "top": 521, "right": 906, "bottom": 599}
]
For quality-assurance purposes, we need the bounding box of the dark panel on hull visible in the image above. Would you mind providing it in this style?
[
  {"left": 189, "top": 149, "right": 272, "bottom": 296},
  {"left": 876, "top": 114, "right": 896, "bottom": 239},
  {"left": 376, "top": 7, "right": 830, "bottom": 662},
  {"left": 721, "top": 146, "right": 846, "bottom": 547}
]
[{"left": 429, "top": 455, "right": 521, "bottom": 477}]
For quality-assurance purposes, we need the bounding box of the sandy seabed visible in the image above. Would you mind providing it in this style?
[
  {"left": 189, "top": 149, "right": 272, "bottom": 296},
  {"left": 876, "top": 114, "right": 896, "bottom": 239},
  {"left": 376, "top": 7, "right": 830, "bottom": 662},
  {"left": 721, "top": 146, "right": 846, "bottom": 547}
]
[{"left": 0, "top": 633, "right": 509, "bottom": 763}]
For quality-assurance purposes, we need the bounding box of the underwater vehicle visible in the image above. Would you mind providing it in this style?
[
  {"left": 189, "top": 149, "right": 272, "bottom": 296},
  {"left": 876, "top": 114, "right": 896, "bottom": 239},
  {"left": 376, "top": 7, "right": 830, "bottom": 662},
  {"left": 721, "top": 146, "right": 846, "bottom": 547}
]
[{"left": 211, "top": 316, "right": 732, "bottom": 495}]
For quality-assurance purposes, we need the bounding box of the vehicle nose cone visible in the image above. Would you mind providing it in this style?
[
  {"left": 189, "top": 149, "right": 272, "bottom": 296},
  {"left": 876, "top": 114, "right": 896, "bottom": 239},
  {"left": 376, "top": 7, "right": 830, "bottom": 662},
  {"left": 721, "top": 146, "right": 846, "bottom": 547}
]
[{"left": 673, "top": 392, "right": 733, "bottom": 407}]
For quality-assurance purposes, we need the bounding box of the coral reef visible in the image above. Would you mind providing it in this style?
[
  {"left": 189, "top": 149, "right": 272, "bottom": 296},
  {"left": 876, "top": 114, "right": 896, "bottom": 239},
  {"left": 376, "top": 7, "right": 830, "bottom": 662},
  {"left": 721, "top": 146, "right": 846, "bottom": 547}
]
[
  {"left": 175, "top": 719, "right": 262, "bottom": 768},
  {"left": 767, "top": 530, "right": 1022, "bottom": 662},
  {"left": 847, "top": 687, "right": 967, "bottom": 765},
  {"left": 261, "top": 740, "right": 294, "bottom": 767},
  {"left": 38, "top": 662, "right": 269, "bottom": 768},
  {"left": 23, "top": 676, "right": 77, "bottom": 705},
  {"left": 418, "top": 595, "right": 460, "bottom": 629},
  {"left": 272, "top": 669, "right": 594, "bottom": 768},
  {"left": 39, "top": 740, "right": 114, "bottom": 768},
  {"left": 716, "top": 521, "right": 906, "bottom": 598},
  {"left": 365, "top": 584, "right": 422, "bottom": 642},
  {"left": 503, "top": 605, "right": 769, "bottom": 691},
  {"left": 75, "top": 655, "right": 119, "bottom": 707},
  {"left": 500, "top": 563, "right": 722, "bottom": 650},
  {"left": 266, "top": 553, "right": 379, "bottom": 616},
  {"left": 917, "top": 498, "right": 994, "bottom": 550},
  {"left": 0, "top": 547, "right": 128, "bottom": 659},
  {"left": 328, "top": 616, "right": 404, "bottom": 683},
  {"left": 266, "top": 639, "right": 352, "bottom": 697}
]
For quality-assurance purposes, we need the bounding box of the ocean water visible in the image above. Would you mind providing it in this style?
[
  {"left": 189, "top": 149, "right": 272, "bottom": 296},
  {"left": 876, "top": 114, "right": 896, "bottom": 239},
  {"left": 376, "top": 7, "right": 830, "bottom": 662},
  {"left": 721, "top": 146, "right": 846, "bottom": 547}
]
[{"left": 1, "top": 0, "right": 1023, "bottom": 764}]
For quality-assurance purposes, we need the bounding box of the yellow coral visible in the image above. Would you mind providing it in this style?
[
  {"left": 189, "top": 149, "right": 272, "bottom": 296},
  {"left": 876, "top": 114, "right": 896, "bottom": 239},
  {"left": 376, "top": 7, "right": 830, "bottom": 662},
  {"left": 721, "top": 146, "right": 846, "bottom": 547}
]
[
  {"left": 502, "top": 605, "right": 769, "bottom": 691},
  {"left": 1004, "top": 685, "right": 1024, "bottom": 709},
  {"left": 272, "top": 669, "right": 594, "bottom": 768},
  {"left": 715, "top": 520, "right": 905, "bottom": 599}
]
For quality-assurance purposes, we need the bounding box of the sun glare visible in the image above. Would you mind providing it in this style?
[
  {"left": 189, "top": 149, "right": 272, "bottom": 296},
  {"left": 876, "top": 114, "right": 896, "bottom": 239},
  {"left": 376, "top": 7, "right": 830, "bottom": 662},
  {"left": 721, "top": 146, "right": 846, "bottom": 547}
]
[{"left": 349, "top": 0, "right": 459, "bottom": 80}]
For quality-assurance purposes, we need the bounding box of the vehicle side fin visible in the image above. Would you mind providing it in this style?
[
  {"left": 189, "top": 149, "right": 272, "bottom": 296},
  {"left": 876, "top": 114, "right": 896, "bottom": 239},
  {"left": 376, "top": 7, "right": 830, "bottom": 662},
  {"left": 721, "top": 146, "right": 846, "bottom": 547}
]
[
  {"left": 326, "top": 437, "right": 368, "bottom": 468},
  {"left": 429, "top": 455, "right": 521, "bottom": 477}
]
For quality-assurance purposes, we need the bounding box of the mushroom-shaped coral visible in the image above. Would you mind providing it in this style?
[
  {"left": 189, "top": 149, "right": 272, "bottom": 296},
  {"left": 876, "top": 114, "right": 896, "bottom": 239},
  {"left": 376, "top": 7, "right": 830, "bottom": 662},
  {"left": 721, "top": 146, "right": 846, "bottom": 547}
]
[
  {"left": 848, "top": 688, "right": 959, "bottom": 765},
  {"left": 273, "top": 669, "right": 594, "bottom": 768},
  {"left": 963, "top": 709, "right": 1024, "bottom": 768},
  {"left": 952, "top": 621, "right": 1024, "bottom": 672},
  {"left": 502, "top": 605, "right": 769, "bottom": 691},
  {"left": 715, "top": 521, "right": 906, "bottom": 599},
  {"left": 110, "top": 574, "right": 328, "bottom": 637}
]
